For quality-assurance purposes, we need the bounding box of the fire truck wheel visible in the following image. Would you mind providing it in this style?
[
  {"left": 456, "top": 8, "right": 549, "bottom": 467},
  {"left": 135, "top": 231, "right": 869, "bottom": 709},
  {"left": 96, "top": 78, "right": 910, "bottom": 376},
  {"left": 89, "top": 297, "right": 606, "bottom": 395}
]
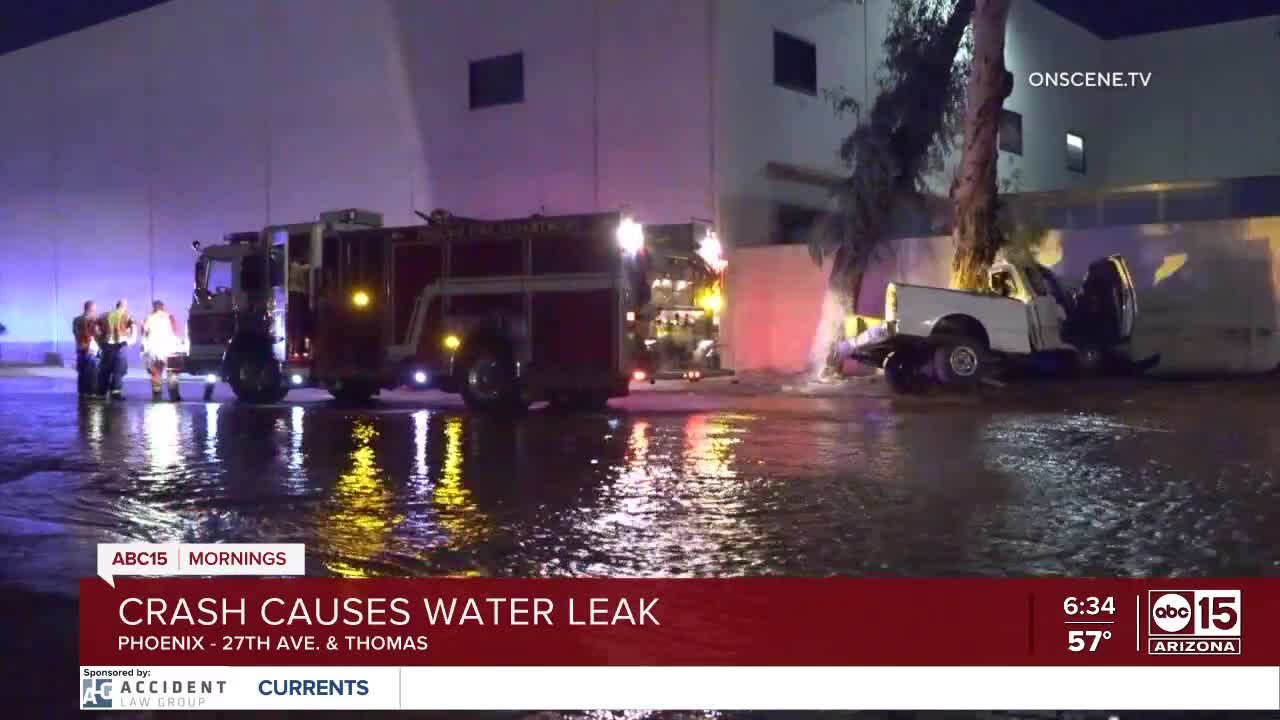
[
  {"left": 460, "top": 346, "right": 524, "bottom": 414},
  {"left": 227, "top": 350, "right": 283, "bottom": 404},
  {"left": 329, "top": 382, "right": 374, "bottom": 405}
]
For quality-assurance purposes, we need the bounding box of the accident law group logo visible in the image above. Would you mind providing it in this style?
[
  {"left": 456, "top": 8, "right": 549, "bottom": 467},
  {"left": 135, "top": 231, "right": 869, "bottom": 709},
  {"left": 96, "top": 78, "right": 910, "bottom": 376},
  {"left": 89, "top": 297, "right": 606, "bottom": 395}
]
[
  {"left": 80, "top": 671, "right": 227, "bottom": 710},
  {"left": 1147, "top": 589, "right": 1242, "bottom": 655},
  {"left": 82, "top": 678, "right": 113, "bottom": 709}
]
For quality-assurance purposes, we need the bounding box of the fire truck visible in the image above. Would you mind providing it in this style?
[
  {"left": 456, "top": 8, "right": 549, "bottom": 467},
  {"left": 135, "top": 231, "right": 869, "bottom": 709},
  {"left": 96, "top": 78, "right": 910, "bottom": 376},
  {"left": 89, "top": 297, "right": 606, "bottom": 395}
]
[
  {"left": 175, "top": 208, "right": 664, "bottom": 412},
  {"left": 635, "top": 222, "right": 727, "bottom": 381}
]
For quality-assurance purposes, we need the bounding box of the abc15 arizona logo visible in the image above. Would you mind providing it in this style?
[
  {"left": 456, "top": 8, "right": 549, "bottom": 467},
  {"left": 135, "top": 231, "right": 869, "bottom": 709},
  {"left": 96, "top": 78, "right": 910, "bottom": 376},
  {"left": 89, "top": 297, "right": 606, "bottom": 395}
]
[{"left": 1147, "top": 590, "right": 1241, "bottom": 655}]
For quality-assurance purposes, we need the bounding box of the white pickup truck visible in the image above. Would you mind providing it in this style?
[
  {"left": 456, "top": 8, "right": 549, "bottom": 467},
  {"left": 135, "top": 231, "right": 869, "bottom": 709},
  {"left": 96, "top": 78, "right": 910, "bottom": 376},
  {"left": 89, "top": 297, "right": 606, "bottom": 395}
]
[{"left": 847, "top": 256, "right": 1144, "bottom": 392}]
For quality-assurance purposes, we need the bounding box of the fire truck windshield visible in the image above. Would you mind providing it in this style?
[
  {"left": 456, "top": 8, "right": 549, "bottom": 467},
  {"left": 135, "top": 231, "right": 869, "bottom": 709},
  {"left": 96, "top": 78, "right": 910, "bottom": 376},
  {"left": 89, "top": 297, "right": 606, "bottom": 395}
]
[{"left": 202, "top": 258, "right": 232, "bottom": 294}]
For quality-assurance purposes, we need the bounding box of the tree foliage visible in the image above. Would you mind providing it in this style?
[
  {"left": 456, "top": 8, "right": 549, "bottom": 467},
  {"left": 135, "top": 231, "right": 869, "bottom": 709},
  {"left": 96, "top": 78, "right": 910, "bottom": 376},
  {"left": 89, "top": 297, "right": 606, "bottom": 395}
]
[
  {"left": 810, "top": 0, "right": 975, "bottom": 313},
  {"left": 994, "top": 171, "right": 1048, "bottom": 266}
]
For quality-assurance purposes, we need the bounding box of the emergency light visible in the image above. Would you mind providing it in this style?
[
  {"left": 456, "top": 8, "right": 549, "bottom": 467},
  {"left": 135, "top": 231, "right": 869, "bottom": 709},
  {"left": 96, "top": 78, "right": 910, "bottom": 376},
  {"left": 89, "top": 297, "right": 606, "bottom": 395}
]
[
  {"left": 698, "top": 230, "right": 727, "bottom": 273},
  {"left": 616, "top": 217, "right": 644, "bottom": 256}
]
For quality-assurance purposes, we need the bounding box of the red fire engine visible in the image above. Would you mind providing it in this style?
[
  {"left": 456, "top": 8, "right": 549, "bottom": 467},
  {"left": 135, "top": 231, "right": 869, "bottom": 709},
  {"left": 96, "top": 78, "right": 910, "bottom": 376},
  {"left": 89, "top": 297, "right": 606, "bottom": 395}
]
[{"left": 176, "top": 208, "right": 659, "bottom": 412}]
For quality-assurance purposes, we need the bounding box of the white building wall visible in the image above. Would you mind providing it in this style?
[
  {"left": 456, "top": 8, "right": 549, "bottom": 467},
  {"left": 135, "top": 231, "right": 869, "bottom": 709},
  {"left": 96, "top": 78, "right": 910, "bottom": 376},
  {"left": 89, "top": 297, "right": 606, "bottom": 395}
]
[
  {"left": 712, "top": 0, "right": 1107, "bottom": 253},
  {"left": 1000, "top": 0, "right": 1108, "bottom": 192},
  {"left": 0, "top": 43, "right": 60, "bottom": 359},
  {"left": 0, "top": 0, "right": 423, "bottom": 361},
  {"left": 0, "top": 0, "right": 715, "bottom": 361},
  {"left": 389, "top": 0, "right": 712, "bottom": 224},
  {"left": 712, "top": 0, "right": 886, "bottom": 249},
  {"left": 390, "top": 0, "right": 596, "bottom": 219},
  {"left": 1102, "top": 16, "right": 1280, "bottom": 185},
  {"left": 5, "top": 0, "right": 1260, "bottom": 363},
  {"left": 596, "top": 0, "right": 715, "bottom": 225}
]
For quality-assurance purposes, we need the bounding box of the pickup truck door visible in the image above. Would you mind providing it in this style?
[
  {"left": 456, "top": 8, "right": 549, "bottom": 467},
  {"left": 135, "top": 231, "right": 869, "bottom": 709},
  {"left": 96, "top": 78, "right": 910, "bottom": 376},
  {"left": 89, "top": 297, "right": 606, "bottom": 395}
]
[
  {"left": 1072, "top": 256, "right": 1138, "bottom": 345},
  {"left": 1021, "top": 265, "right": 1071, "bottom": 351},
  {"left": 992, "top": 266, "right": 1065, "bottom": 352}
]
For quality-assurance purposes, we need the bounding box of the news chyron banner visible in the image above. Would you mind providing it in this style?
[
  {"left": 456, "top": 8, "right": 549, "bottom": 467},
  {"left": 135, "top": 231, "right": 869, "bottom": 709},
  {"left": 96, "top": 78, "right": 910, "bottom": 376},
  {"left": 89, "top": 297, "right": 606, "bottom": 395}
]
[{"left": 81, "top": 544, "right": 1280, "bottom": 711}]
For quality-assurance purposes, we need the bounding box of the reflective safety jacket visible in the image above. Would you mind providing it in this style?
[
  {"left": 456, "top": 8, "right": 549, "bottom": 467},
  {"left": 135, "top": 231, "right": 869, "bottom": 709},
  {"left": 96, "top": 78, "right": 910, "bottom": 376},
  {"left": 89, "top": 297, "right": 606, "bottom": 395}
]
[
  {"left": 72, "top": 314, "right": 99, "bottom": 353},
  {"left": 104, "top": 309, "right": 135, "bottom": 345},
  {"left": 142, "top": 310, "right": 179, "bottom": 358}
]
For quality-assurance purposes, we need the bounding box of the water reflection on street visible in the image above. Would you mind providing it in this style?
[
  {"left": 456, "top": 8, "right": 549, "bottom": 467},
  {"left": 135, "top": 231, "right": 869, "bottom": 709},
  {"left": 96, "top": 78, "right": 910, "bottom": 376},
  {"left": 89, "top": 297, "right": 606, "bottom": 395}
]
[{"left": 1, "top": 377, "right": 1279, "bottom": 596}]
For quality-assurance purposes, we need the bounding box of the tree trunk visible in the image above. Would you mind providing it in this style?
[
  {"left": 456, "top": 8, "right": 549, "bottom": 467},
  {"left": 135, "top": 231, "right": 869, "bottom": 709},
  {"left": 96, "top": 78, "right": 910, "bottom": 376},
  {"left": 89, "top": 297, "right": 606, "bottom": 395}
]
[
  {"left": 949, "top": 0, "right": 1013, "bottom": 290},
  {"left": 850, "top": 267, "right": 866, "bottom": 316}
]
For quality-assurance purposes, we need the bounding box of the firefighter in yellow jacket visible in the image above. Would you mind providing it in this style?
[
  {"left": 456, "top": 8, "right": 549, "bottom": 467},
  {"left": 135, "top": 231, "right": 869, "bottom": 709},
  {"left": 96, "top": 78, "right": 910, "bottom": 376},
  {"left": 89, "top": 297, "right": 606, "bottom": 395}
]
[
  {"left": 143, "top": 300, "right": 182, "bottom": 401},
  {"left": 98, "top": 299, "right": 136, "bottom": 400}
]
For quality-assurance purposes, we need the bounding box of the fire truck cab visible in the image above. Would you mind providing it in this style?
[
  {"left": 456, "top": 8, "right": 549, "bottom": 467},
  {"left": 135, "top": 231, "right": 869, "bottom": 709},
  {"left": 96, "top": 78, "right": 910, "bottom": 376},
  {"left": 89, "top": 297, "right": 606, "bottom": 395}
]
[
  {"left": 178, "top": 208, "right": 657, "bottom": 413},
  {"left": 634, "top": 222, "right": 727, "bottom": 381}
]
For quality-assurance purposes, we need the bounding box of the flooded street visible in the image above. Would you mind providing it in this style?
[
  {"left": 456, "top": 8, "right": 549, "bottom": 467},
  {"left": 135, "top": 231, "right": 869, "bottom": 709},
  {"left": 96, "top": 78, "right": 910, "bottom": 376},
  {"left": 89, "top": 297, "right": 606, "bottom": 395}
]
[{"left": 3, "top": 373, "right": 1280, "bottom": 595}]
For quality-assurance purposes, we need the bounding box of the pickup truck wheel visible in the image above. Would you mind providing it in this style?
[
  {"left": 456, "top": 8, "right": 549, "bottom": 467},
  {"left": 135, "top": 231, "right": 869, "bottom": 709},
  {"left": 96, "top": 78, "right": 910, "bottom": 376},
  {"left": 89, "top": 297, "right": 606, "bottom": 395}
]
[
  {"left": 1075, "top": 346, "right": 1103, "bottom": 377},
  {"left": 933, "top": 338, "right": 985, "bottom": 388},
  {"left": 883, "top": 352, "right": 922, "bottom": 394}
]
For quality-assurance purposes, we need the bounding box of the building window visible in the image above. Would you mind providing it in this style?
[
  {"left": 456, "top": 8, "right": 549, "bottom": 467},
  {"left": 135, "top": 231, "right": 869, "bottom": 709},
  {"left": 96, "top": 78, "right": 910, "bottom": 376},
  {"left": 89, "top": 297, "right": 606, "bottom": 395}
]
[
  {"left": 469, "top": 52, "right": 524, "bottom": 109},
  {"left": 773, "top": 204, "right": 823, "bottom": 244},
  {"left": 999, "top": 109, "right": 1023, "bottom": 156},
  {"left": 1066, "top": 131, "right": 1087, "bottom": 173},
  {"left": 773, "top": 31, "right": 816, "bottom": 96}
]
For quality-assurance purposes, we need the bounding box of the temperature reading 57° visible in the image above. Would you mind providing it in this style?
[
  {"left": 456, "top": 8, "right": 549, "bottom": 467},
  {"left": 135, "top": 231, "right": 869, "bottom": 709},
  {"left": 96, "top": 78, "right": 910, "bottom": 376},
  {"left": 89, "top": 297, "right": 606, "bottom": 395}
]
[{"left": 1068, "top": 629, "right": 1112, "bottom": 652}]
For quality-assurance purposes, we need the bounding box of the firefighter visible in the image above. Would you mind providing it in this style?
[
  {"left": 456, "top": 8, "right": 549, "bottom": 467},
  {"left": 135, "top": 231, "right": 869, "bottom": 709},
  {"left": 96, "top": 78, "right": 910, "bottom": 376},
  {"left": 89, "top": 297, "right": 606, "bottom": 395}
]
[
  {"left": 72, "top": 300, "right": 100, "bottom": 398},
  {"left": 98, "top": 299, "right": 136, "bottom": 400},
  {"left": 142, "top": 300, "right": 181, "bottom": 401}
]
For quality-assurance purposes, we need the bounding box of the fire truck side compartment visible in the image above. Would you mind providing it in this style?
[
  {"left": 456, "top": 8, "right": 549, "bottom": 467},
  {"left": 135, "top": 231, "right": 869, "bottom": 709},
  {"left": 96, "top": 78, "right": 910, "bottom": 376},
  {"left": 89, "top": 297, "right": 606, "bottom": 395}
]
[{"left": 389, "top": 212, "right": 630, "bottom": 398}]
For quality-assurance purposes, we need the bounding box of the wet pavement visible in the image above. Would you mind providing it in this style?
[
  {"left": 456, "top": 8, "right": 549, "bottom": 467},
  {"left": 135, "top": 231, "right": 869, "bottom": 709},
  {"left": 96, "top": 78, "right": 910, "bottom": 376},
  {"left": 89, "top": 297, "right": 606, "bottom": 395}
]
[
  {"left": 3, "top": 370, "right": 1280, "bottom": 716},
  {"left": 3, "top": 372, "right": 1279, "bottom": 590}
]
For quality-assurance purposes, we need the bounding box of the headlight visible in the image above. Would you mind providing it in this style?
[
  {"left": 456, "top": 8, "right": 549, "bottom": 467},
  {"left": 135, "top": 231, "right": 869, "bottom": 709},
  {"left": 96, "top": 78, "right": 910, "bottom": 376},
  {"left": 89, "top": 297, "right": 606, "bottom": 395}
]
[
  {"left": 616, "top": 217, "right": 644, "bottom": 256},
  {"left": 351, "top": 290, "right": 371, "bottom": 308},
  {"left": 443, "top": 334, "right": 461, "bottom": 351},
  {"left": 697, "top": 289, "right": 723, "bottom": 314}
]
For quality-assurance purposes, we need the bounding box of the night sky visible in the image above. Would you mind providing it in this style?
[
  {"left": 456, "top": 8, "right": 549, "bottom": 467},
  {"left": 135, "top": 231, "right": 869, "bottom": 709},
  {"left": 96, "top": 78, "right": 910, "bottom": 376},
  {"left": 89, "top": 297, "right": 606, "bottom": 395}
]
[
  {"left": 0, "top": 1, "right": 1278, "bottom": 55},
  {"left": 0, "top": 0, "right": 168, "bottom": 56},
  {"left": 1036, "top": 0, "right": 1280, "bottom": 40}
]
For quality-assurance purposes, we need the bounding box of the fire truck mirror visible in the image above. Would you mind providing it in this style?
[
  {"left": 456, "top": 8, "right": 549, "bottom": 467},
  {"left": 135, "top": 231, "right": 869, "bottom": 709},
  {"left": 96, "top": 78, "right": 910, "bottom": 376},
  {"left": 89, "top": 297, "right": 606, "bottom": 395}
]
[{"left": 270, "top": 252, "right": 285, "bottom": 288}]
